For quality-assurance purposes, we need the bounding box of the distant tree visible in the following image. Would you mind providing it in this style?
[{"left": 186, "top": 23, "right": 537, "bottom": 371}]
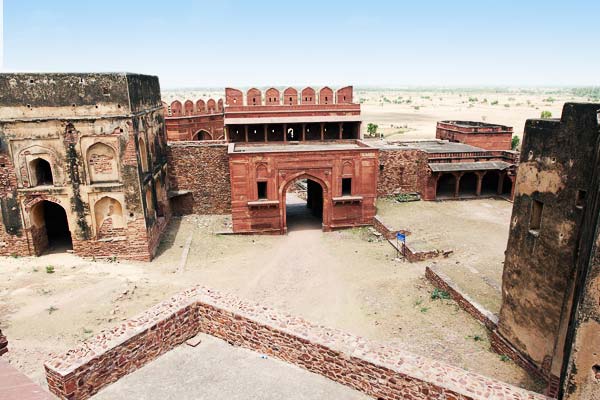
[
  {"left": 511, "top": 135, "right": 521, "bottom": 150},
  {"left": 367, "top": 123, "right": 379, "bottom": 138},
  {"left": 540, "top": 110, "right": 553, "bottom": 119}
]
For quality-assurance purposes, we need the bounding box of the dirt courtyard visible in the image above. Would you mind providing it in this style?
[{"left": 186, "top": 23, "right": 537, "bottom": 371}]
[
  {"left": 0, "top": 196, "right": 542, "bottom": 394},
  {"left": 376, "top": 197, "right": 512, "bottom": 314}
]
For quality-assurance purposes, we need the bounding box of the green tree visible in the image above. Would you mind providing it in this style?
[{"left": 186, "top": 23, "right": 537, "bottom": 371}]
[
  {"left": 367, "top": 123, "right": 379, "bottom": 138},
  {"left": 511, "top": 135, "right": 521, "bottom": 150},
  {"left": 540, "top": 110, "right": 552, "bottom": 119}
]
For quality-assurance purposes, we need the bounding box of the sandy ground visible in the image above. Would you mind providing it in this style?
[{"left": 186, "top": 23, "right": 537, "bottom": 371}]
[
  {"left": 376, "top": 198, "right": 512, "bottom": 314},
  {"left": 357, "top": 89, "right": 575, "bottom": 141},
  {"left": 93, "top": 334, "right": 370, "bottom": 400},
  {"left": 0, "top": 195, "right": 543, "bottom": 394}
]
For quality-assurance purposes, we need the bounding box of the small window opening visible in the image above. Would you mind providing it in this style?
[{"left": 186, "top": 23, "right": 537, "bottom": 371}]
[
  {"left": 593, "top": 364, "right": 600, "bottom": 380},
  {"left": 257, "top": 181, "right": 268, "bottom": 199},
  {"left": 31, "top": 158, "right": 53, "bottom": 186},
  {"left": 289, "top": 97, "right": 292, "bottom": 103},
  {"left": 530, "top": 199, "right": 543, "bottom": 233},
  {"left": 325, "top": 96, "right": 328, "bottom": 102},
  {"left": 342, "top": 178, "right": 352, "bottom": 196},
  {"left": 576, "top": 190, "right": 587, "bottom": 208},
  {"left": 252, "top": 98, "right": 256, "bottom": 104},
  {"left": 343, "top": 96, "right": 346, "bottom": 101},
  {"left": 379, "top": 164, "right": 384, "bottom": 172}
]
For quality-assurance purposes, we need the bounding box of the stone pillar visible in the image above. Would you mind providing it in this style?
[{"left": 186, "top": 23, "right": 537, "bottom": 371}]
[
  {"left": 302, "top": 123, "right": 306, "bottom": 141},
  {"left": 454, "top": 173, "right": 461, "bottom": 198},
  {"left": 320, "top": 123, "right": 325, "bottom": 141},
  {"left": 476, "top": 172, "right": 483, "bottom": 197},
  {"left": 283, "top": 124, "right": 287, "bottom": 143},
  {"left": 339, "top": 122, "right": 343, "bottom": 140},
  {"left": 497, "top": 172, "right": 505, "bottom": 195},
  {"left": 264, "top": 124, "right": 268, "bottom": 142},
  {"left": 244, "top": 125, "right": 249, "bottom": 142}
]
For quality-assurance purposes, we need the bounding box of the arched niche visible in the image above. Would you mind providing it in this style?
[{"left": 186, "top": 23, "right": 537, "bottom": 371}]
[
  {"left": 87, "top": 142, "right": 119, "bottom": 184},
  {"left": 94, "top": 196, "right": 125, "bottom": 238}
]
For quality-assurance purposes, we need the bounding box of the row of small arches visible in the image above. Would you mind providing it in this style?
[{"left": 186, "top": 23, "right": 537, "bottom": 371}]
[
  {"left": 226, "top": 86, "right": 353, "bottom": 107},
  {"left": 163, "top": 98, "right": 223, "bottom": 117}
]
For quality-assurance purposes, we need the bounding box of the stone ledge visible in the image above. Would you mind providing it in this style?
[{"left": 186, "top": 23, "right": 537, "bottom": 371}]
[{"left": 44, "top": 286, "right": 550, "bottom": 400}]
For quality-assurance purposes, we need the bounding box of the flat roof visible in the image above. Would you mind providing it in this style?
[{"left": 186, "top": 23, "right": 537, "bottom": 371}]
[
  {"left": 375, "top": 140, "right": 486, "bottom": 153},
  {"left": 231, "top": 142, "right": 365, "bottom": 154},
  {"left": 439, "top": 120, "right": 512, "bottom": 130},
  {"left": 429, "top": 161, "right": 512, "bottom": 172}
]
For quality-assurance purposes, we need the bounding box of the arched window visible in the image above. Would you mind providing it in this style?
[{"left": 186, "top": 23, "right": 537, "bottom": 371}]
[
  {"left": 29, "top": 158, "right": 53, "bottom": 186},
  {"left": 87, "top": 143, "right": 119, "bottom": 184}
]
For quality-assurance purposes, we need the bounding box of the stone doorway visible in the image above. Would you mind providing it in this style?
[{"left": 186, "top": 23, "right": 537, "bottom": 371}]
[
  {"left": 284, "top": 178, "right": 324, "bottom": 232},
  {"left": 30, "top": 201, "right": 73, "bottom": 255}
]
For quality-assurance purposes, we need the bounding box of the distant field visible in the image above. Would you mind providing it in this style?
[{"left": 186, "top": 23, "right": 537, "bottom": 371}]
[{"left": 162, "top": 87, "right": 599, "bottom": 143}]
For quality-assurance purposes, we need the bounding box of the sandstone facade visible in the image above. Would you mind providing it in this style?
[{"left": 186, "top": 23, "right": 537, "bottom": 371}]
[{"left": 0, "top": 73, "right": 170, "bottom": 261}]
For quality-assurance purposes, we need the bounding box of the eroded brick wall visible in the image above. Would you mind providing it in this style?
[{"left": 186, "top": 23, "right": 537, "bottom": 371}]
[
  {"left": 45, "top": 286, "right": 549, "bottom": 400},
  {"left": 377, "top": 149, "right": 429, "bottom": 197},
  {"left": 167, "top": 142, "right": 231, "bottom": 214}
]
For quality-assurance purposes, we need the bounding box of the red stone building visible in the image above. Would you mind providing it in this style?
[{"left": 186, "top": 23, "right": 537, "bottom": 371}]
[
  {"left": 436, "top": 121, "right": 513, "bottom": 150},
  {"left": 376, "top": 140, "right": 518, "bottom": 201},
  {"left": 228, "top": 141, "right": 378, "bottom": 234},
  {"left": 164, "top": 86, "right": 361, "bottom": 143}
]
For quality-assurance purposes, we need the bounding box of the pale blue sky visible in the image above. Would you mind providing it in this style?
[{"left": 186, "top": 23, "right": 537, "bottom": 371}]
[{"left": 2, "top": 0, "right": 599, "bottom": 88}]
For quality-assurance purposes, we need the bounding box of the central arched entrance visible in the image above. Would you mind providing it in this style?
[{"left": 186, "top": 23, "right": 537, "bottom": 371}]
[
  {"left": 284, "top": 177, "right": 324, "bottom": 232},
  {"left": 30, "top": 200, "right": 73, "bottom": 254}
]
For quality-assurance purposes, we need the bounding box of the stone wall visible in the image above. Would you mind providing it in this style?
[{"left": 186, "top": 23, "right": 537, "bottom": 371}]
[
  {"left": 377, "top": 148, "right": 429, "bottom": 197},
  {"left": 425, "top": 267, "right": 498, "bottom": 331},
  {"left": 45, "top": 286, "right": 549, "bottom": 400},
  {"left": 498, "top": 103, "right": 600, "bottom": 381},
  {"left": 167, "top": 142, "right": 231, "bottom": 214}
]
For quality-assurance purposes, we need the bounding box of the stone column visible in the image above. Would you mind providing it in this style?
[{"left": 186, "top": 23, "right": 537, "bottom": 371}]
[
  {"left": 302, "top": 123, "right": 306, "bottom": 141},
  {"left": 476, "top": 172, "right": 483, "bottom": 196},
  {"left": 244, "top": 125, "right": 249, "bottom": 142},
  {"left": 497, "top": 172, "right": 505, "bottom": 195},
  {"left": 454, "top": 173, "right": 461, "bottom": 198},
  {"left": 320, "top": 123, "right": 325, "bottom": 141},
  {"left": 339, "top": 122, "right": 343, "bottom": 140},
  {"left": 283, "top": 124, "right": 287, "bottom": 143},
  {"left": 264, "top": 124, "right": 268, "bottom": 142}
]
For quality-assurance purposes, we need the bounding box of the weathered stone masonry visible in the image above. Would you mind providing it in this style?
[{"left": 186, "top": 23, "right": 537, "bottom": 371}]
[
  {"left": 45, "top": 286, "right": 549, "bottom": 400},
  {"left": 166, "top": 141, "right": 231, "bottom": 215},
  {"left": 0, "top": 73, "right": 170, "bottom": 261},
  {"left": 497, "top": 103, "right": 600, "bottom": 399}
]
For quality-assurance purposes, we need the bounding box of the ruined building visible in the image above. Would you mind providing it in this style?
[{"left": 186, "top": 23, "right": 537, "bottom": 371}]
[
  {"left": 436, "top": 120, "right": 514, "bottom": 150},
  {"left": 0, "top": 73, "right": 170, "bottom": 261},
  {"left": 497, "top": 103, "right": 600, "bottom": 399}
]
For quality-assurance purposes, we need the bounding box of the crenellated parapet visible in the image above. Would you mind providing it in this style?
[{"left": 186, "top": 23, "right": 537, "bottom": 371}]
[
  {"left": 225, "top": 86, "right": 354, "bottom": 106},
  {"left": 163, "top": 98, "right": 224, "bottom": 117}
]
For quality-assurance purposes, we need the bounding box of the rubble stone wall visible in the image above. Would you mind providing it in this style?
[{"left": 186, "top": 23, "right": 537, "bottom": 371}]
[
  {"left": 377, "top": 148, "right": 429, "bottom": 197},
  {"left": 45, "top": 286, "right": 549, "bottom": 400},
  {"left": 167, "top": 142, "right": 231, "bottom": 214}
]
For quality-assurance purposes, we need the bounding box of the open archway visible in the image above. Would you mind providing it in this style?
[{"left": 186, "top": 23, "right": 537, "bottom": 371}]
[
  {"left": 459, "top": 172, "right": 478, "bottom": 197},
  {"left": 436, "top": 173, "right": 456, "bottom": 199},
  {"left": 30, "top": 200, "right": 72, "bottom": 254},
  {"left": 481, "top": 171, "right": 500, "bottom": 196},
  {"left": 283, "top": 176, "right": 325, "bottom": 232}
]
